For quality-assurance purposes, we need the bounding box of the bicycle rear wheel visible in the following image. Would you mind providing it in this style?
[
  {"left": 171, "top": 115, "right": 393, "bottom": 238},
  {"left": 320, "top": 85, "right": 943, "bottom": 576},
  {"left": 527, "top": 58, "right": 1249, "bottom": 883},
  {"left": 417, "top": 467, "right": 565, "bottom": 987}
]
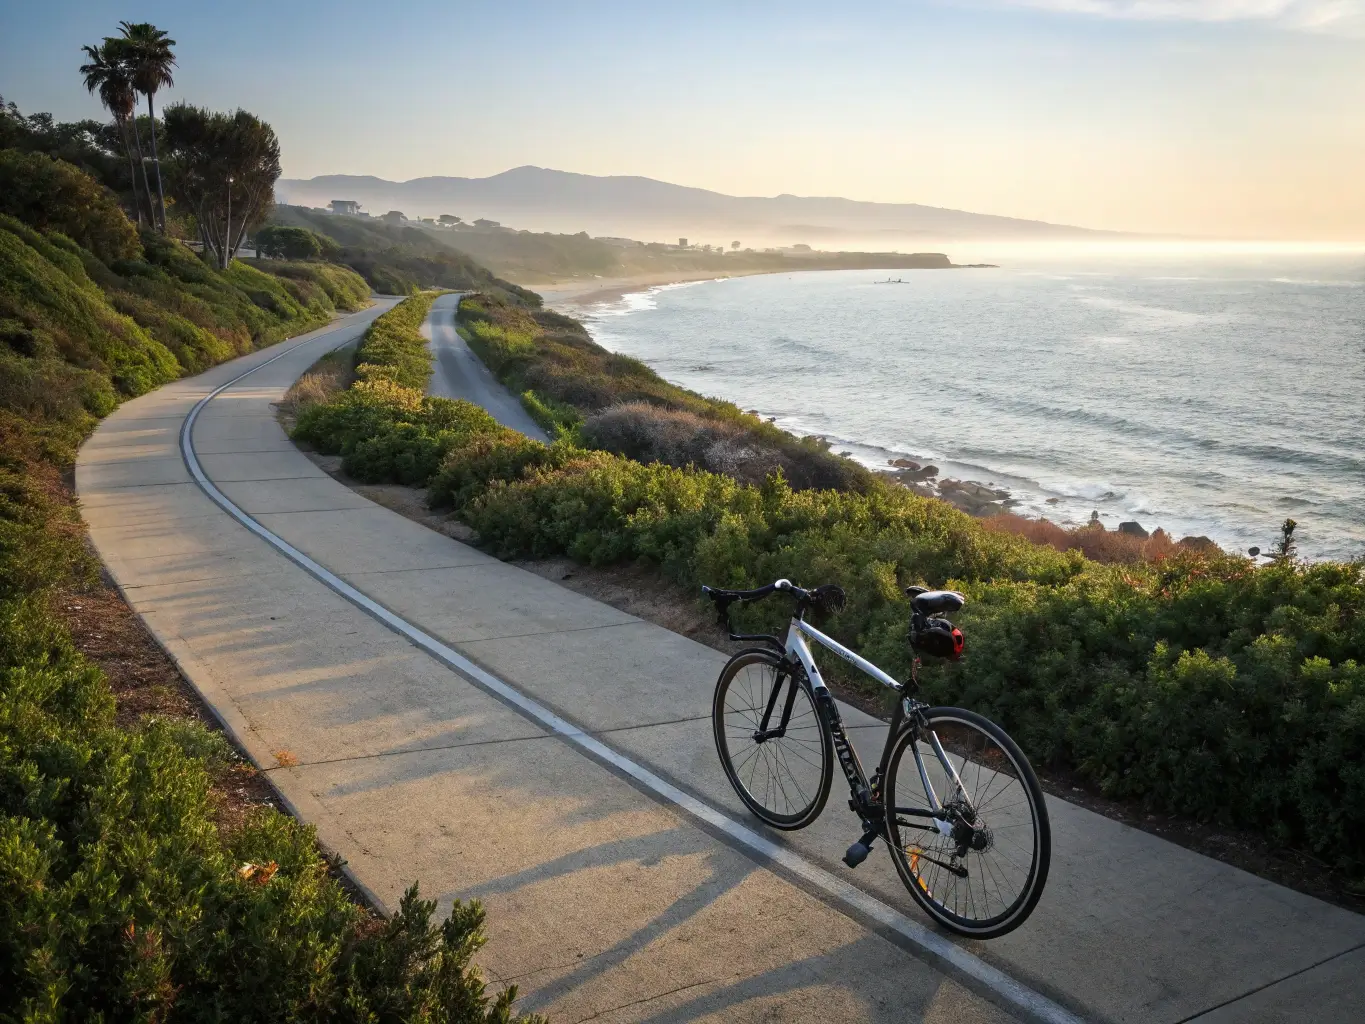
[
  {"left": 884, "top": 707, "right": 1050, "bottom": 938},
  {"left": 712, "top": 649, "right": 833, "bottom": 830}
]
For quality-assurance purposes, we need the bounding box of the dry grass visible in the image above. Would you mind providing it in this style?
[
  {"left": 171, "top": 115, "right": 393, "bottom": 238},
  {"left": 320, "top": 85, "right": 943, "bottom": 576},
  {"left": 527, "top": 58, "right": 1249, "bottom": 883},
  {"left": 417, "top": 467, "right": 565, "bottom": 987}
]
[
  {"left": 581, "top": 400, "right": 836, "bottom": 488},
  {"left": 281, "top": 349, "right": 354, "bottom": 416},
  {"left": 981, "top": 512, "right": 1218, "bottom": 564}
]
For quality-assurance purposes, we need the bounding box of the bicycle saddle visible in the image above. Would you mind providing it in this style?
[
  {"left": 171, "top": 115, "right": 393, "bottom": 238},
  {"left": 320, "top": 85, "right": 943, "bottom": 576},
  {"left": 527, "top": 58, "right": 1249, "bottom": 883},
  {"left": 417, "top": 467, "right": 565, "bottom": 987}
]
[{"left": 906, "top": 588, "right": 966, "bottom": 614}]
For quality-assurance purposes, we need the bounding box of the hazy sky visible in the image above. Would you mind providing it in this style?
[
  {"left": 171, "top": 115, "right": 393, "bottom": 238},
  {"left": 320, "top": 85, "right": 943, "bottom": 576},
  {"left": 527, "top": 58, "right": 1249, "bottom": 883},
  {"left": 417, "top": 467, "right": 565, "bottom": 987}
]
[{"left": 5, "top": 0, "right": 1363, "bottom": 239}]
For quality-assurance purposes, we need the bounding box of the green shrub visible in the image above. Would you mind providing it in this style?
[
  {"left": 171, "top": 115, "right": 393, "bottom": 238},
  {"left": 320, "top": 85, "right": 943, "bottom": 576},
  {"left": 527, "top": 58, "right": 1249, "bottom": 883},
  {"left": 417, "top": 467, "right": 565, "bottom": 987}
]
[
  {"left": 0, "top": 162, "right": 536, "bottom": 1020},
  {"left": 456, "top": 292, "right": 873, "bottom": 493},
  {"left": 0, "top": 150, "right": 140, "bottom": 263},
  {"left": 346, "top": 422, "right": 473, "bottom": 485},
  {"left": 294, "top": 379, "right": 427, "bottom": 455},
  {"left": 295, "top": 277, "right": 1365, "bottom": 876},
  {"left": 433, "top": 430, "right": 1365, "bottom": 872},
  {"left": 519, "top": 388, "right": 581, "bottom": 436},
  {"left": 0, "top": 593, "right": 535, "bottom": 1022},
  {"left": 428, "top": 431, "right": 568, "bottom": 510},
  {"left": 255, "top": 224, "right": 324, "bottom": 260},
  {"left": 463, "top": 319, "right": 535, "bottom": 375},
  {"left": 0, "top": 217, "right": 180, "bottom": 397},
  {"left": 353, "top": 291, "right": 438, "bottom": 389},
  {"left": 315, "top": 393, "right": 502, "bottom": 487},
  {"left": 293, "top": 292, "right": 523, "bottom": 487},
  {"left": 267, "top": 203, "right": 541, "bottom": 302}
]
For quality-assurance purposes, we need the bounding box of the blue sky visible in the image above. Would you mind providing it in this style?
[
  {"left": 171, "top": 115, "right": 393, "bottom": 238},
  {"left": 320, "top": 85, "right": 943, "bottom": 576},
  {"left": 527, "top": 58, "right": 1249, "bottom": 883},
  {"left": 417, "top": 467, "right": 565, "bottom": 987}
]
[{"left": 4, "top": 0, "right": 1362, "bottom": 238}]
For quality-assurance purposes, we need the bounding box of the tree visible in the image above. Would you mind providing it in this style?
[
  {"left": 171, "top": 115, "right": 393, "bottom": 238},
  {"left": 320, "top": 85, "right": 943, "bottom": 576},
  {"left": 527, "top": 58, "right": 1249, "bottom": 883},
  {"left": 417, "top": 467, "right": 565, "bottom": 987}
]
[
  {"left": 382, "top": 210, "right": 406, "bottom": 223},
  {"left": 79, "top": 40, "right": 149, "bottom": 225},
  {"left": 117, "top": 21, "right": 176, "bottom": 233},
  {"left": 163, "top": 103, "right": 281, "bottom": 269},
  {"left": 438, "top": 214, "right": 461, "bottom": 225},
  {"left": 0, "top": 150, "right": 141, "bottom": 262},
  {"left": 255, "top": 224, "right": 322, "bottom": 260},
  {"left": 731, "top": 240, "right": 741, "bottom": 250}
]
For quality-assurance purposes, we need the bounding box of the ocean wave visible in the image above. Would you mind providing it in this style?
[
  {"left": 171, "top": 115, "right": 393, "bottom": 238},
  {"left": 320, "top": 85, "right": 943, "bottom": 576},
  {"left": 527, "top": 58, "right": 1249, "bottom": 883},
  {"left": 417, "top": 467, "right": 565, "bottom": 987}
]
[
  {"left": 770, "top": 334, "right": 836, "bottom": 359},
  {"left": 1270, "top": 278, "right": 1363, "bottom": 287},
  {"left": 579, "top": 261, "right": 1365, "bottom": 559},
  {"left": 929, "top": 383, "right": 1365, "bottom": 475},
  {"left": 583, "top": 278, "right": 721, "bottom": 319},
  {"left": 1075, "top": 294, "right": 1226, "bottom": 328}
]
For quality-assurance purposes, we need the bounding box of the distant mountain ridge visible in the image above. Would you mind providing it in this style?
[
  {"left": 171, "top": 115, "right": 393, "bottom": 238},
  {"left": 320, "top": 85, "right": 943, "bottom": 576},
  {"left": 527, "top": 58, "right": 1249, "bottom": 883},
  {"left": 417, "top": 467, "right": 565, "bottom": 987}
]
[{"left": 274, "top": 166, "right": 1125, "bottom": 246}]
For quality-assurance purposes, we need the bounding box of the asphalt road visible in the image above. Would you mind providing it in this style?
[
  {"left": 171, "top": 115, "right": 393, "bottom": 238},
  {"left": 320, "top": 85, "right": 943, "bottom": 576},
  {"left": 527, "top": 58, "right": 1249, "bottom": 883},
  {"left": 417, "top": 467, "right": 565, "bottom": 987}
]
[{"left": 425, "top": 292, "right": 550, "bottom": 441}]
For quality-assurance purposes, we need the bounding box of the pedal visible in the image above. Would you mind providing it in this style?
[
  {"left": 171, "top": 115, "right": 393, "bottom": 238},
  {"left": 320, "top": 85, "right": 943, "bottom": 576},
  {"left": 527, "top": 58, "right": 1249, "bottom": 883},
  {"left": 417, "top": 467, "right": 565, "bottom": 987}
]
[
  {"left": 843, "top": 824, "right": 882, "bottom": 869},
  {"left": 843, "top": 841, "right": 871, "bottom": 868}
]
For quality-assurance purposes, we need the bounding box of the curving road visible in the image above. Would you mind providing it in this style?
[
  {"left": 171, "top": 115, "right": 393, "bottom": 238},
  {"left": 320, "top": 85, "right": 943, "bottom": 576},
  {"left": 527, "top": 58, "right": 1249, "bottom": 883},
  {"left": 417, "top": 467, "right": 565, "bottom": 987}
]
[
  {"left": 73, "top": 301, "right": 1365, "bottom": 1024},
  {"left": 424, "top": 293, "right": 549, "bottom": 442}
]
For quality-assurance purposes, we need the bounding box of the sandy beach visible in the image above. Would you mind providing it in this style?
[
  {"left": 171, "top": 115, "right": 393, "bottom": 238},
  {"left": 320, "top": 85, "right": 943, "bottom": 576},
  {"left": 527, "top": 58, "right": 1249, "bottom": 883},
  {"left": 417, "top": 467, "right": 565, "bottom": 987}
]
[{"left": 533, "top": 269, "right": 775, "bottom": 311}]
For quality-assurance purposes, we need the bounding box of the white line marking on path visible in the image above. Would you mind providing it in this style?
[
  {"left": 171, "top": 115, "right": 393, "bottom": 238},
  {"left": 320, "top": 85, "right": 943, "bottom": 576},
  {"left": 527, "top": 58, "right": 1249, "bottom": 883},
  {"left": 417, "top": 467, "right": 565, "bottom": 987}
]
[{"left": 177, "top": 312, "right": 1085, "bottom": 1024}]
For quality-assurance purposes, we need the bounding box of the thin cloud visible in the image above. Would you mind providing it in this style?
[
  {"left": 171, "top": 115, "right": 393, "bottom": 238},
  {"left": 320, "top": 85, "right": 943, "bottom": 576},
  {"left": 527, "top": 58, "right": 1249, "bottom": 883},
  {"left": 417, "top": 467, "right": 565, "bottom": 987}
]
[{"left": 995, "top": 0, "right": 1364, "bottom": 31}]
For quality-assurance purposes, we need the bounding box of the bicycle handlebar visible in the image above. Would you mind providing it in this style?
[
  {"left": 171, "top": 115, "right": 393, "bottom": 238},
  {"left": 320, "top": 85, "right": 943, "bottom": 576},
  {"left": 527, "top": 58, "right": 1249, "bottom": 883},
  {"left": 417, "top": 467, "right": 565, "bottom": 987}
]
[
  {"left": 701, "top": 578, "right": 808, "bottom": 604},
  {"left": 701, "top": 580, "right": 845, "bottom": 634}
]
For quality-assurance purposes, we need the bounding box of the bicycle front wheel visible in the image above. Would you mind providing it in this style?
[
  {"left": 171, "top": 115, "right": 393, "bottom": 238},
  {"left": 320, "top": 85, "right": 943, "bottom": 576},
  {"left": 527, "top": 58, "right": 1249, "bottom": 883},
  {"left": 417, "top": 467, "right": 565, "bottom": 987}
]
[
  {"left": 884, "top": 707, "right": 1050, "bottom": 938},
  {"left": 712, "top": 649, "right": 833, "bottom": 830}
]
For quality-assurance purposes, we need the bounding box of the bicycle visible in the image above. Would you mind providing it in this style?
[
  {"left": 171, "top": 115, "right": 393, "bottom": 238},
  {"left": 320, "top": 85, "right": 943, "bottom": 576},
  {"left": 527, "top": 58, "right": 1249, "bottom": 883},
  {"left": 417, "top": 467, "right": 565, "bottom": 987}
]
[{"left": 702, "top": 578, "right": 1051, "bottom": 939}]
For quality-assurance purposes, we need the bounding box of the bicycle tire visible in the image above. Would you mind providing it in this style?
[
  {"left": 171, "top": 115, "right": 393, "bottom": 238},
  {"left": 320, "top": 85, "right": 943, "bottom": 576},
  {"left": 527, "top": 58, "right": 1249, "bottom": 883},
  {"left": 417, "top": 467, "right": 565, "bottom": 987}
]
[
  {"left": 883, "top": 707, "right": 1050, "bottom": 938},
  {"left": 712, "top": 648, "right": 833, "bottom": 830}
]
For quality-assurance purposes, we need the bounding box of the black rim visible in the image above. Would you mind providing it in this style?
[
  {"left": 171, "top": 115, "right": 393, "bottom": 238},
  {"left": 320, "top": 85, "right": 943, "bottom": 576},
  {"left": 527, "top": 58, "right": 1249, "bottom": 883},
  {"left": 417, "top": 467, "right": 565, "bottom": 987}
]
[
  {"left": 887, "top": 712, "right": 1044, "bottom": 931},
  {"left": 717, "top": 657, "right": 827, "bottom": 824}
]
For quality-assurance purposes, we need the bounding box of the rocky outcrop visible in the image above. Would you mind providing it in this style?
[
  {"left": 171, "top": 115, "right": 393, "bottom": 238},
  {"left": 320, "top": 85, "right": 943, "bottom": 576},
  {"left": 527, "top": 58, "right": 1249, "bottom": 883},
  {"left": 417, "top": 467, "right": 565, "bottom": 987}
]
[
  {"left": 938, "top": 479, "right": 1011, "bottom": 516},
  {"left": 1177, "top": 535, "right": 1220, "bottom": 553}
]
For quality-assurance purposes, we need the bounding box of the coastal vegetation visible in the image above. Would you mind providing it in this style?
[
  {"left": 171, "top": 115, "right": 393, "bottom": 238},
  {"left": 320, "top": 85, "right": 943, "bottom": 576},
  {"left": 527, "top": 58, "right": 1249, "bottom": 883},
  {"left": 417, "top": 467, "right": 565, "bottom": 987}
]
[
  {"left": 416, "top": 221, "right": 962, "bottom": 285},
  {"left": 0, "top": 38, "right": 537, "bottom": 1023},
  {"left": 293, "top": 290, "right": 1365, "bottom": 881},
  {"left": 292, "top": 293, "right": 513, "bottom": 488},
  {"left": 270, "top": 204, "right": 541, "bottom": 300},
  {"left": 457, "top": 291, "right": 872, "bottom": 491},
  {"left": 275, "top": 202, "right": 970, "bottom": 288}
]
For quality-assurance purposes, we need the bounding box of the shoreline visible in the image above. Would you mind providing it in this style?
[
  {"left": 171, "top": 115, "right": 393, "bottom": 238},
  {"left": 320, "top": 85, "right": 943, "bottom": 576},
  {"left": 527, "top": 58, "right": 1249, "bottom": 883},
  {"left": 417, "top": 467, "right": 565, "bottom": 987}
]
[
  {"left": 560, "top": 275, "right": 1230, "bottom": 553},
  {"left": 533, "top": 256, "right": 999, "bottom": 311},
  {"left": 534, "top": 269, "right": 775, "bottom": 310}
]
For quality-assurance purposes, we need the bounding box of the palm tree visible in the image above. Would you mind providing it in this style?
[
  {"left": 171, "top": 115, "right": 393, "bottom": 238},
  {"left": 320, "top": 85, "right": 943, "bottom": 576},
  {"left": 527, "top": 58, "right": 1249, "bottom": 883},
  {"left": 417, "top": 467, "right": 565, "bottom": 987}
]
[
  {"left": 80, "top": 39, "right": 149, "bottom": 225},
  {"left": 118, "top": 21, "right": 176, "bottom": 232}
]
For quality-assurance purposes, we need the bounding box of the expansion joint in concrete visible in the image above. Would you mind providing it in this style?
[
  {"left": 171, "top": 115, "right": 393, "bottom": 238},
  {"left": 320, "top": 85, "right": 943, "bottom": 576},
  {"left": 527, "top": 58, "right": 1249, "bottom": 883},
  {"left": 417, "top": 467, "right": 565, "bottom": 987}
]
[
  {"left": 261, "top": 732, "right": 552, "bottom": 771},
  {"left": 1175, "top": 940, "right": 1365, "bottom": 1023}
]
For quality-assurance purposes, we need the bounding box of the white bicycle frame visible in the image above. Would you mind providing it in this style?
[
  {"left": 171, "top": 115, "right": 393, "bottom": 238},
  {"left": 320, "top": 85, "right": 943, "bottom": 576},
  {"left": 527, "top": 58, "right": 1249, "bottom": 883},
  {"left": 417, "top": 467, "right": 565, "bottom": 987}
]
[
  {"left": 786, "top": 616, "right": 899, "bottom": 694},
  {"left": 783, "top": 614, "right": 971, "bottom": 824}
]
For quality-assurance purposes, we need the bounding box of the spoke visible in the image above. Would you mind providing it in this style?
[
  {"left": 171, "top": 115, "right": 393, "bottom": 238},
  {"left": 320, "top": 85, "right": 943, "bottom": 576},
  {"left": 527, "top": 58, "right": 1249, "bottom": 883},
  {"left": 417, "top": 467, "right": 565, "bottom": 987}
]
[
  {"left": 773, "top": 742, "right": 812, "bottom": 809},
  {"left": 769, "top": 749, "right": 800, "bottom": 812},
  {"left": 773, "top": 742, "right": 824, "bottom": 773},
  {"left": 744, "top": 738, "right": 767, "bottom": 797},
  {"left": 730, "top": 742, "right": 763, "bottom": 776},
  {"left": 981, "top": 851, "right": 1015, "bottom": 913},
  {"left": 729, "top": 702, "right": 763, "bottom": 729}
]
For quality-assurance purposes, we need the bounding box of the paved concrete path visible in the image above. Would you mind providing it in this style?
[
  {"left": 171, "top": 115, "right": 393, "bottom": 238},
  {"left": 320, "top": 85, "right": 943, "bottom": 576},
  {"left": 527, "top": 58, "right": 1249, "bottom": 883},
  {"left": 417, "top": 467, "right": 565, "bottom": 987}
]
[
  {"left": 424, "top": 292, "right": 550, "bottom": 441},
  {"left": 77, "top": 302, "right": 1365, "bottom": 1024}
]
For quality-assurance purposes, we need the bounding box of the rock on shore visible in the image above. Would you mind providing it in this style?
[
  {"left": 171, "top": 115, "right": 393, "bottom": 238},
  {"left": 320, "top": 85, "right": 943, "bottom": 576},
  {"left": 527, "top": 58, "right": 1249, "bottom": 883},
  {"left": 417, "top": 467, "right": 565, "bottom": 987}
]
[{"left": 881, "top": 460, "right": 1011, "bottom": 516}]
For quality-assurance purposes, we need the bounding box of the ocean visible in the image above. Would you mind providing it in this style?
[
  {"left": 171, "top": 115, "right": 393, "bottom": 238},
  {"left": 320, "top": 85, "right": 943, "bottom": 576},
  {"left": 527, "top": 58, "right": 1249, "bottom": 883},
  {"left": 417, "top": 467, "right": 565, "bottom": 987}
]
[{"left": 567, "top": 252, "right": 1365, "bottom": 561}]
